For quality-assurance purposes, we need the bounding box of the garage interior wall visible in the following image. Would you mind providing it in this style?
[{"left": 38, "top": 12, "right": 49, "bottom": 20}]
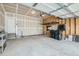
[
  {"left": 1, "top": 3, "right": 79, "bottom": 38},
  {"left": 0, "top": 4, "right": 5, "bottom": 32},
  {"left": 5, "top": 12, "right": 43, "bottom": 36},
  {"left": 16, "top": 13, "right": 43, "bottom": 36},
  {"left": 76, "top": 18, "right": 79, "bottom": 35},
  {"left": 43, "top": 16, "right": 79, "bottom": 38},
  {"left": 64, "top": 17, "right": 79, "bottom": 37}
]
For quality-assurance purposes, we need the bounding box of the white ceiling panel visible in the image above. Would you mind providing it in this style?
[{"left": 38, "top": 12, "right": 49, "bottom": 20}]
[
  {"left": 51, "top": 9, "right": 70, "bottom": 16},
  {"left": 22, "top": 3, "right": 79, "bottom": 18},
  {"left": 42, "top": 3, "right": 60, "bottom": 10},
  {"left": 62, "top": 3, "right": 73, "bottom": 6},
  {"left": 63, "top": 3, "right": 70, "bottom": 6},
  {"left": 59, "top": 15, "right": 67, "bottom": 18},
  {"left": 57, "top": 9, "right": 69, "bottom": 15},
  {"left": 66, "top": 14, "right": 74, "bottom": 17},
  {"left": 34, "top": 3, "right": 52, "bottom": 13},
  {"left": 68, "top": 3, "right": 79, "bottom": 12},
  {"left": 22, "top": 3, "right": 34, "bottom": 7},
  {"left": 51, "top": 11, "right": 64, "bottom": 17},
  {"left": 75, "top": 12, "right": 79, "bottom": 16},
  {"left": 2, "top": 3, "right": 79, "bottom": 18}
]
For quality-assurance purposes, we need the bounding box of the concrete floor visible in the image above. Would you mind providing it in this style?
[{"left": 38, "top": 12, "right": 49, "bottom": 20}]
[{"left": 1, "top": 35, "right": 79, "bottom": 56}]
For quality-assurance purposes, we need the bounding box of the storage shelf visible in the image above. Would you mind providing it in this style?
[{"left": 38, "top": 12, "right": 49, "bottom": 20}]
[
  {"left": 0, "top": 33, "right": 6, "bottom": 53},
  {"left": 42, "top": 22, "right": 59, "bottom": 25}
]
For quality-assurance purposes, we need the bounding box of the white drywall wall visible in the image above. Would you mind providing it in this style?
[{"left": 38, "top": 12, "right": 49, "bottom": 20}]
[
  {"left": 5, "top": 13, "right": 16, "bottom": 33},
  {"left": 5, "top": 12, "right": 43, "bottom": 36},
  {"left": 16, "top": 14, "right": 43, "bottom": 36}
]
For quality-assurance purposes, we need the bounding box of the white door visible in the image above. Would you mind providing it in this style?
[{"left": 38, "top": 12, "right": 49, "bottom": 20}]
[{"left": 5, "top": 16, "right": 16, "bottom": 33}]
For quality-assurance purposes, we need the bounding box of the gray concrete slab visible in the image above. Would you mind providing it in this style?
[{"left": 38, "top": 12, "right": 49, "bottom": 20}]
[{"left": 1, "top": 35, "right": 79, "bottom": 56}]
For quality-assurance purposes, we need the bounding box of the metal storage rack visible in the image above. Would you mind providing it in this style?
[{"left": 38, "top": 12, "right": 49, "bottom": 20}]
[{"left": 0, "top": 33, "right": 6, "bottom": 53}]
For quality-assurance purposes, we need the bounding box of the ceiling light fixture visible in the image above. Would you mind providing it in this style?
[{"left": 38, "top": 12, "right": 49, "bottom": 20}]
[
  {"left": 42, "top": 14, "right": 45, "bottom": 17},
  {"left": 31, "top": 10, "right": 36, "bottom": 14}
]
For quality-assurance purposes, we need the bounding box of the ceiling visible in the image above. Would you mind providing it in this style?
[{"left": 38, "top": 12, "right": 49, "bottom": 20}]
[
  {"left": 0, "top": 3, "right": 41, "bottom": 17},
  {"left": 22, "top": 3, "right": 79, "bottom": 18},
  {"left": 0, "top": 3, "right": 79, "bottom": 18}
]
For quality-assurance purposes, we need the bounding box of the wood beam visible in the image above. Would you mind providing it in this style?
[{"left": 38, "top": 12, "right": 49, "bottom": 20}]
[
  {"left": 64, "top": 19, "right": 66, "bottom": 38},
  {"left": 69, "top": 18, "right": 71, "bottom": 35},
  {"left": 1, "top": 3, "right": 5, "bottom": 13},
  {"left": 74, "top": 18, "right": 76, "bottom": 35}
]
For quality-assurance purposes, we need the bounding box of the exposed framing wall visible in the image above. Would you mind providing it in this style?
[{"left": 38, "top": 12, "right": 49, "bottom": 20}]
[
  {"left": 64, "top": 17, "right": 79, "bottom": 36},
  {"left": 0, "top": 4, "right": 5, "bottom": 32},
  {"left": 43, "top": 15, "right": 79, "bottom": 39}
]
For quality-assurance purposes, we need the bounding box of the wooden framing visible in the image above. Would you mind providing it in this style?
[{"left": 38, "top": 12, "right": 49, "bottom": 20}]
[
  {"left": 0, "top": 4, "right": 5, "bottom": 32},
  {"left": 74, "top": 18, "right": 76, "bottom": 35},
  {"left": 64, "top": 19, "right": 66, "bottom": 37},
  {"left": 3, "top": 3, "right": 16, "bottom": 13},
  {"left": 65, "top": 18, "right": 69, "bottom": 36},
  {"left": 70, "top": 18, "right": 75, "bottom": 35},
  {"left": 69, "top": 18, "right": 71, "bottom": 35},
  {"left": 1, "top": 4, "right": 5, "bottom": 14},
  {"left": 76, "top": 17, "right": 79, "bottom": 35}
]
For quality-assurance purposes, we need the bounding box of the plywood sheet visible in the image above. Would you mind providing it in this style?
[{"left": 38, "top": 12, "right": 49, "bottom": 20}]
[
  {"left": 71, "top": 18, "right": 75, "bottom": 35},
  {"left": 55, "top": 17, "right": 59, "bottom": 22},
  {"left": 76, "top": 18, "right": 79, "bottom": 35},
  {"left": 66, "top": 18, "right": 70, "bottom": 36},
  {"left": 59, "top": 19, "right": 62, "bottom": 24}
]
